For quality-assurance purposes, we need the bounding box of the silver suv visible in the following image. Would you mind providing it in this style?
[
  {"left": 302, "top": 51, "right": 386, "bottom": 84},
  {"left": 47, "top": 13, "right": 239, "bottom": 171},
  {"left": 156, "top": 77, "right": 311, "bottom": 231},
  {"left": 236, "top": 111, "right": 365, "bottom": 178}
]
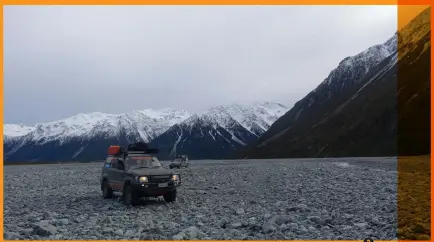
[{"left": 169, "top": 155, "right": 189, "bottom": 169}]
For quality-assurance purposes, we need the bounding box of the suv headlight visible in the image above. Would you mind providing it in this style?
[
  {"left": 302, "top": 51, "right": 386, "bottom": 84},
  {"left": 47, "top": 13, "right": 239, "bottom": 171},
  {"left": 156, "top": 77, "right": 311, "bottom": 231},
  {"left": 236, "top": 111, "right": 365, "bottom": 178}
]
[
  {"left": 136, "top": 176, "right": 148, "bottom": 183},
  {"left": 171, "top": 174, "right": 180, "bottom": 181}
]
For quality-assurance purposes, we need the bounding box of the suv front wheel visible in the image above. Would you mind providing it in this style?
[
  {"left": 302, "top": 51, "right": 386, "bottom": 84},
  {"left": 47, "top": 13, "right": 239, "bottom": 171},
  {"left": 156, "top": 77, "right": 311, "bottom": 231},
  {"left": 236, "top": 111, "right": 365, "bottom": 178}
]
[
  {"left": 123, "top": 184, "right": 139, "bottom": 206},
  {"left": 163, "top": 189, "right": 177, "bottom": 202},
  {"left": 102, "top": 180, "right": 113, "bottom": 199}
]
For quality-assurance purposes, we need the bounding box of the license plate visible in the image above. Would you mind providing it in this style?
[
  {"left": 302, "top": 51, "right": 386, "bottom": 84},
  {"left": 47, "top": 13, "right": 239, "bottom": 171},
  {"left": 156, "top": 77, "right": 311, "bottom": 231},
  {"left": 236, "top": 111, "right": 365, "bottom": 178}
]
[{"left": 158, "top": 183, "right": 168, "bottom": 188}]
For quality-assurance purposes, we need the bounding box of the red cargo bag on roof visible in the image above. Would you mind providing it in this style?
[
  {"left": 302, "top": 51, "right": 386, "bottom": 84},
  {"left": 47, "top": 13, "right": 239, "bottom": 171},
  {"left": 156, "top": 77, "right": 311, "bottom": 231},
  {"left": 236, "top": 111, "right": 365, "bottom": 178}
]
[{"left": 108, "top": 145, "right": 121, "bottom": 155}]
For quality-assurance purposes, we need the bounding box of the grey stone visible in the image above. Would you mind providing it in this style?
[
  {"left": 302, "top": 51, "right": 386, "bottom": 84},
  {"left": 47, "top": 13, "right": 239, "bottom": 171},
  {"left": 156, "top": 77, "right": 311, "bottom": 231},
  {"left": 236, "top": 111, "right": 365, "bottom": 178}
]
[
  {"left": 4, "top": 232, "right": 20, "bottom": 240},
  {"left": 235, "top": 208, "right": 245, "bottom": 215},
  {"left": 34, "top": 224, "right": 57, "bottom": 236}
]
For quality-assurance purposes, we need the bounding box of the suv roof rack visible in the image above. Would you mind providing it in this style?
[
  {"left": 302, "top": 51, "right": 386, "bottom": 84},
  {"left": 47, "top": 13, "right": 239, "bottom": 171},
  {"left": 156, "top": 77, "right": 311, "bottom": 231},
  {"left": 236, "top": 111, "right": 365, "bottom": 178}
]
[
  {"left": 126, "top": 142, "right": 159, "bottom": 153},
  {"left": 126, "top": 149, "right": 159, "bottom": 154},
  {"left": 127, "top": 142, "right": 148, "bottom": 151},
  {"left": 108, "top": 142, "right": 159, "bottom": 156}
]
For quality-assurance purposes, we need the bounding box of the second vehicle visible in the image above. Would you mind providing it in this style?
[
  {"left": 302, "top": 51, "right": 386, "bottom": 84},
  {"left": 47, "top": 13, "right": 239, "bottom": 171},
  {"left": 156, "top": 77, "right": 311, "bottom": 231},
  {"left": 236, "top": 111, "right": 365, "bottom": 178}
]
[{"left": 169, "top": 155, "right": 189, "bottom": 169}]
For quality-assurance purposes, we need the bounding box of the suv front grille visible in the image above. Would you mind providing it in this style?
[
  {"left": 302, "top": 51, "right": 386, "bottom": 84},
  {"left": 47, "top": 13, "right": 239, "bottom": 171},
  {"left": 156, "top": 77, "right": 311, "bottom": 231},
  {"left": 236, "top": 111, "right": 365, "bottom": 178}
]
[{"left": 149, "top": 175, "right": 171, "bottom": 183}]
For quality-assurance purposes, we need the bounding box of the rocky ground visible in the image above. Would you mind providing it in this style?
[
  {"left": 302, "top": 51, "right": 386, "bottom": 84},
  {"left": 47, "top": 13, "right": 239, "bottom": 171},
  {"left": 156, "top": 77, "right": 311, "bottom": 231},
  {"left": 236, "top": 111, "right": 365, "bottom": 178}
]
[{"left": 4, "top": 158, "right": 398, "bottom": 240}]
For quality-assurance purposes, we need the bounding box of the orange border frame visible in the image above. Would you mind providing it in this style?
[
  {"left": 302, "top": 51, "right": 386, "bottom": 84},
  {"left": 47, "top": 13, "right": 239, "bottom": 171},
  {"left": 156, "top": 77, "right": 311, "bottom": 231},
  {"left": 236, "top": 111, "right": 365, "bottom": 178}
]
[{"left": 0, "top": 1, "right": 433, "bottom": 242}]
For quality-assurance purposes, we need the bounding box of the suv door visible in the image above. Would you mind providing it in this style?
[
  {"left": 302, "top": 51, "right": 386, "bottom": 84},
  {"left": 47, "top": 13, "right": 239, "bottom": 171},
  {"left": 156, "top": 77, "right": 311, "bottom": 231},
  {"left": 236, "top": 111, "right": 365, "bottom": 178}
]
[
  {"left": 110, "top": 158, "right": 125, "bottom": 191},
  {"left": 102, "top": 156, "right": 113, "bottom": 183}
]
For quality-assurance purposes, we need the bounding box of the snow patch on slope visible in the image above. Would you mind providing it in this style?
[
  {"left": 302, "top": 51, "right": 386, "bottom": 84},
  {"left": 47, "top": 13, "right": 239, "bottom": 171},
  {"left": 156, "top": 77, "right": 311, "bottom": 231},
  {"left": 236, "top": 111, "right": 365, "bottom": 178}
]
[
  {"left": 170, "top": 132, "right": 183, "bottom": 156},
  {"left": 4, "top": 124, "right": 35, "bottom": 137},
  {"left": 72, "top": 144, "right": 88, "bottom": 159}
]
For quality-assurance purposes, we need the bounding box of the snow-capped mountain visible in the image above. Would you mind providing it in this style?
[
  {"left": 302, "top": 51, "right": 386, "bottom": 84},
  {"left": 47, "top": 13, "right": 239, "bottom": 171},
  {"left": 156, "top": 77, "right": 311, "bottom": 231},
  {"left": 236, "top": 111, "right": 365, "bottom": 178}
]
[
  {"left": 4, "top": 109, "right": 190, "bottom": 143},
  {"left": 149, "top": 102, "right": 289, "bottom": 160},
  {"left": 4, "top": 102, "right": 288, "bottom": 162},
  {"left": 4, "top": 108, "right": 191, "bottom": 162},
  {"left": 312, "top": 34, "right": 396, "bottom": 100},
  {"left": 256, "top": 28, "right": 400, "bottom": 147},
  {"left": 240, "top": 7, "right": 431, "bottom": 159}
]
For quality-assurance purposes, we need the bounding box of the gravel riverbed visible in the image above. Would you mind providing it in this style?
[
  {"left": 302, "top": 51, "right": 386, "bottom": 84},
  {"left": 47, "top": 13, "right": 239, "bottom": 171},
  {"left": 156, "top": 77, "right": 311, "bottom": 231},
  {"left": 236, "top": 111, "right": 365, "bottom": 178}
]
[{"left": 4, "top": 158, "right": 398, "bottom": 240}]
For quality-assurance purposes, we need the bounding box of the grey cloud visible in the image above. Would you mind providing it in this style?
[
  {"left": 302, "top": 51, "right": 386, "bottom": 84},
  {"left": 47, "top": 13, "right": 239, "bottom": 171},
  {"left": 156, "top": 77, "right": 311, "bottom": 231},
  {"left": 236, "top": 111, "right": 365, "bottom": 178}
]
[{"left": 4, "top": 5, "right": 397, "bottom": 124}]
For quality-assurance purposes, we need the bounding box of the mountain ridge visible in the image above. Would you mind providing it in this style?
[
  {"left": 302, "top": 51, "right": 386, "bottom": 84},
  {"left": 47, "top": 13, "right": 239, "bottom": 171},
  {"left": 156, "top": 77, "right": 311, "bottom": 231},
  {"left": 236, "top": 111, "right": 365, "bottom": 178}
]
[
  {"left": 4, "top": 102, "right": 288, "bottom": 162},
  {"left": 149, "top": 102, "right": 288, "bottom": 160},
  {"left": 238, "top": 7, "right": 430, "bottom": 159}
]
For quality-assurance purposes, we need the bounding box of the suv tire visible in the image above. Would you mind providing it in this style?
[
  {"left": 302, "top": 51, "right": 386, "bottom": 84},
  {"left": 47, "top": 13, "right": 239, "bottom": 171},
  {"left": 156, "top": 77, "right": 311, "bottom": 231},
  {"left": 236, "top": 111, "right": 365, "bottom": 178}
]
[
  {"left": 123, "top": 184, "right": 139, "bottom": 206},
  {"left": 102, "top": 180, "right": 113, "bottom": 199},
  {"left": 163, "top": 189, "right": 177, "bottom": 202}
]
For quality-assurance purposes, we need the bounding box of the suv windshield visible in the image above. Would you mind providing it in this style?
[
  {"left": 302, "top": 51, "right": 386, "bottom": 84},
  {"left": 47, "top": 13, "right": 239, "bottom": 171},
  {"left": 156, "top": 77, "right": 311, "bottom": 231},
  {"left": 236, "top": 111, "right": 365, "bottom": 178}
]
[{"left": 126, "top": 156, "right": 162, "bottom": 170}]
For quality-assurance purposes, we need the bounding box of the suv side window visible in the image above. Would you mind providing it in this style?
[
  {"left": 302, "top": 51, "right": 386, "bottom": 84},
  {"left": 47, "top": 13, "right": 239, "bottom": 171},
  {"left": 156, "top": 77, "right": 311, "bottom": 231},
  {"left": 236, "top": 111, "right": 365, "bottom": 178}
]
[
  {"left": 111, "top": 158, "right": 118, "bottom": 169},
  {"left": 104, "top": 156, "right": 112, "bottom": 168},
  {"left": 118, "top": 160, "right": 125, "bottom": 170},
  {"left": 111, "top": 158, "right": 125, "bottom": 170}
]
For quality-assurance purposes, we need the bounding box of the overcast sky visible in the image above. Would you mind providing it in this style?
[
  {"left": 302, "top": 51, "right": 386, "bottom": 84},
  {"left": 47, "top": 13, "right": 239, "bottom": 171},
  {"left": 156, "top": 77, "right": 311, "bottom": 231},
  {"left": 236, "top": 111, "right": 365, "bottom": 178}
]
[{"left": 4, "top": 5, "right": 397, "bottom": 125}]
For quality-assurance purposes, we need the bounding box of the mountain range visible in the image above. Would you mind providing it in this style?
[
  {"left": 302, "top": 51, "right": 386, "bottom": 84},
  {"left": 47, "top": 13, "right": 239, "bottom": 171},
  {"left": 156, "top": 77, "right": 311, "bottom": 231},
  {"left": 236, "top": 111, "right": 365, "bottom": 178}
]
[
  {"left": 4, "top": 7, "right": 430, "bottom": 162},
  {"left": 3, "top": 102, "right": 288, "bottom": 162}
]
